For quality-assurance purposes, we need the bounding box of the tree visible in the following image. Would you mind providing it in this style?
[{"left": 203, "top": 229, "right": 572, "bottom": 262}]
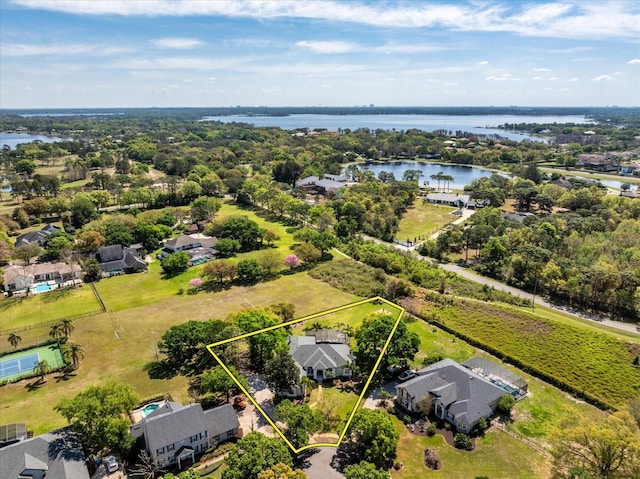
[
  {"left": 216, "top": 238, "right": 241, "bottom": 257},
  {"left": 57, "top": 318, "right": 75, "bottom": 339},
  {"left": 15, "top": 159, "right": 37, "bottom": 175},
  {"left": 275, "top": 400, "right": 323, "bottom": 449},
  {"left": 206, "top": 215, "right": 264, "bottom": 251},
  {"left": 284, "top": 254, "right": 300, "bottom": 270},
  {"left": 344, "top": 408, "right": 399, "bottom": 469},
  {"left": 181, "top": 180, "right": 202, "bottom": 201},
  {"left": 13, "top": 243, "right": 43, "bottom": 264},
  {"left": 63, "top": 342, "right": 85, "bottom": 369},
  {"left": 70, "top": 193, "right": 97, "bottom": 228},
  {"left": 44, "top": 232, "right": 74, "bottom": 260},
  {"left": 237, "top": 259, "right": 263, "bottom": 285},
  {"left": 258, "top": 249, "right": 281, "bottom": 275},
  {"left": 76, "top": 230, "right": 105, "bottom": 254},
  {"left": 31, "top": 358, "right": 52, "bottom": 382},
  {"left": 190, "top": 196, "right": 221, "bottom": 222},
  {"left": 8, "top": 332, "right": 21, "bottom": 350},
  {"left": 82, "top": 258, "right": 102, "bottom": 282},
  {"left": 201, "top": 365, "right": 249, "bottom": 403},
  {"left": 272, "top": 158, "right": 303, "bottom": 187},
  {"left": 161, "top": 251, "right": 190, "bottom": 277},
  {"left": 265, "top": 351, "right": 300, "bottom": 397},
  {"left": 203, "top": 259, "right": 238, "bottom": 285},
  {"left": 497, "top": 393, "right": 515, "bottom": 414},
  {"left": 416, "top": 395, "right": 433, "bottom": 418},
  {"left": 293, "top": 243, "right": 321, "bottom": 265},
  {"left": 222, "top": 432, "right": 293, "bottom": 479},
  {"left": 344, "top": 461, "right": 388, "bottom": 479},
  {"left": 55, "top": 382, "right": 139, "bottom": 453},
  {"left": 551, "top": 409, "right": 640, "bottom": 479},
  {"left": 263, "top": 229, "right": 280, "bottom": 246},
  {"left": 258, "top": 463, "right": 307, "bottom": 479},
  {"left": 49, "top": 323, "right": 64, "bottom": 342},
  {"left": 355, "top": 314, "right": 420, "bottom": 376}
]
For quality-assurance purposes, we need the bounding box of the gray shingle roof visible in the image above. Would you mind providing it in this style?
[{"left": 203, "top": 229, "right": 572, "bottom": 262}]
[
  {"left": 142, "top": 403, "right": 239, "bottom": 455},
  {"left": 0, "top": 429, "right": 89, "bottom": 479},
  {"left": 396, "top": 358, "right": 506, "bottom": 427},
  {"left": 289, "top": 335, "right": 354, "bottom": 372}
]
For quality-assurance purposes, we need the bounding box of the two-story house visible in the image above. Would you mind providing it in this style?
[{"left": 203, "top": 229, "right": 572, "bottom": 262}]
[{"left": 130, "top": 402, "right": 240, "bottom": 469}]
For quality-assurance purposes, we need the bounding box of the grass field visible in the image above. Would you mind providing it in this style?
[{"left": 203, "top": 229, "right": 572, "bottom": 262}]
[
  {"left": 0, "top": 272, "right": 359, "bottom": 435},
  {"left": 396, "top": 200, "right": 456, "bottom": 241},
  {"left": 390, "top": 416, "right": 552, "bottom": 478},
  {"left": 0, "top": 287, "right": 103, "bottom": 339},
  {"left": 309, "top": 384, "right": 359, "bottom": 434}
]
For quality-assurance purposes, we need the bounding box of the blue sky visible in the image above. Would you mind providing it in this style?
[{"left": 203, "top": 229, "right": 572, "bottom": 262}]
[{"left": 1, "top": 0, "right": 639, "bottom": 108}]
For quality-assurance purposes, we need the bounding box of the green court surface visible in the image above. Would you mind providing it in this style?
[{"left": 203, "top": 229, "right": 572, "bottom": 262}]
[{"left": 0, "top": 344, "right": 65, "bottom": 382}]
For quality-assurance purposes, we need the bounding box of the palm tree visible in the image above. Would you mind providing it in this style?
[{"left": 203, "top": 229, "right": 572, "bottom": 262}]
[
  {"left": 8, "top": 332, "right": 21, "bottom": 350},
  {"left": 442, "top": 174, "right": 455, "bottom": 192},
  {"left": 33, "top": 359, "right": 51, "bottom": 382},
  {"left": 58, "top": 318, "right": 75, "bottom": 339},
  {"left": 63, "top": 342, "right": 85, "bottom": 369},
  {"left": 49, "top": 323, "right": 63, "bottom": 342}
]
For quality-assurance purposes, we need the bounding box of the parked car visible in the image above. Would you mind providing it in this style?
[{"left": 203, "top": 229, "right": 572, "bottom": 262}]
[
  {"left": 233, "top": 396, "right": 246, "bottom": 410},
  {"left": 397, "top": 369, "right": 417, "bottom": 381},
  {"left": 105, "top": 455, "right": 118, "bottom": 473}
]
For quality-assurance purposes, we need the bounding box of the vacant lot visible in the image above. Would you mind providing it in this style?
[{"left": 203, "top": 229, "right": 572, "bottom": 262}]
[{"left": 396, "top": 200, "right": 456, "bottom": 241}]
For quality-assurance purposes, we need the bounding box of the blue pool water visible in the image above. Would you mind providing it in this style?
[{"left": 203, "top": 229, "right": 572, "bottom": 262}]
[
  {"left": 190, "top": 257, "right": 208, "bottom": 265},
  {"left": 142, "top": 404, "right": 160, "bottom": 417},
  {"left": 492, "top": 379, "right": 518, "bottom": 396},
  {"left": 33, "top": 283, "right": 52, "bottom": 293}
]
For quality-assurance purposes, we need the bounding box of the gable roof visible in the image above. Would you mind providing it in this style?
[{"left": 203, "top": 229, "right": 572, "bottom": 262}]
[
  {"left": 15, "top": 224, "right": 61, "bottom": 247},
  {"left": 289, "top": 335, "right": 353, "bottom": 372},
  {"left": 97, "top": 244, "right": 124, "bottom": 263},
  {"left": 396, "top": 358, "right": 506, "bottom": 426},
  {"left": 142, "top": 403, "right": 239, "bottom": 454},
  {"left": 0, "top": 429, "right": 89, "bottom": 479}
]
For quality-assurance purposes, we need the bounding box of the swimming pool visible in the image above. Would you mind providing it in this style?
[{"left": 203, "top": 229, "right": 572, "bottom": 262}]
[
  {"left": 33, "top": 283, "right": 52, "bottom": 293},
  {"left": 492, "top": 379, "right": 518, "bottom": 396},
  {"left": 142, "top": 404, "right": 160, "bottom": 417}
]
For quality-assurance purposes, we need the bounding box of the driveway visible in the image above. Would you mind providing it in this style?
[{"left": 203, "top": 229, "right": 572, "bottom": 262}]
[
  {"left": 236, "top": 372, "right": 276, "bottom": 437},
  {"left": 302, "top": 447, "right": 345, "bottom": 479}
]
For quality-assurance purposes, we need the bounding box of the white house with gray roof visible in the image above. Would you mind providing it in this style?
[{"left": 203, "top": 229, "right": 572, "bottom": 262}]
[
  {"left": 289, "top": 329, "right": 354, "bottom": 381},
  {"left": 130, "top": 402, "right": 239, "bottom": 469},
  {"left": 395, "top": 358, "right": 516, "bottom": 432}
]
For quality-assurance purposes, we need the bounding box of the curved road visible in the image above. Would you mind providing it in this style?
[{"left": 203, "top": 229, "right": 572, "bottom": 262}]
[{"left": 357, "top": 233, "right": 639, "bottom": 336}]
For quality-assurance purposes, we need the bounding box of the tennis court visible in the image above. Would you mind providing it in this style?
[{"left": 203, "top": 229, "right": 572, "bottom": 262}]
[{"left": 0, "top": 344, "right": 65, "bottom": 382}]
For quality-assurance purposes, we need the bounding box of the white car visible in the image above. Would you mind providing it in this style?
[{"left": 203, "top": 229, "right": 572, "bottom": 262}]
[
  {"left": 397, "top": 369, "right": 417, "bottom": 381},
  {"left": 105, "top": 456, "right": 118, "bottom": 474}
]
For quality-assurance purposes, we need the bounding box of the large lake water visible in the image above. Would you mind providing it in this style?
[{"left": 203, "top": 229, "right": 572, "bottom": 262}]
[
  {"left": 201, "top": 113, "right": 591, "bottom": 141},
  {"left": 350, "top": 161, "right": 505, "bottom": 190},
  {"left": 0, "top": 132, "right": 69, "bottom": 150}
]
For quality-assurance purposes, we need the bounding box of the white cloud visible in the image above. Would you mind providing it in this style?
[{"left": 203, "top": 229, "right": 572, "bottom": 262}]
[
  {"left": 10, "top": 0, "right": 640, "bottom": 40},
  {"left": 568, "top": 77, "right": 580, "bottom": 81},
  {"left": 478, "top": 60, "right": 489, "bottom": 65},
  {"left": 628, "top": 58, "right": 640, "bottom": 64},
  {"left": 1, "top": 42, "right": 93, "bottom": 56},
  {"left": 295, "top": 41, "right": 358, "bottom": 54},
  {"left": 533, "top": 67, "right": 551, "bottom": 72},
  {"left": 532, "top": 76, "right": 543, "bottom": 80},
  {"left": 548, "top": 76, "right": 559, "bottom": 81},
  {"left": 486, "top": 74, "right": 520, "bottom": 81},
  {"left": 592, "top": 74, "right": 613, "bottom": 81},
  {"left": 152, "top": 37, "right": 203, "bottom": 49}
]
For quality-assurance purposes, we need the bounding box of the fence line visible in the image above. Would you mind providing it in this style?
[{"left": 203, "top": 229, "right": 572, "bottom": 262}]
[
  {"left": 90, "top": 282, "right": 107, "bottom": 312},
  {"left": 492, "top": 423, "right": 553, "bottom": 459}
]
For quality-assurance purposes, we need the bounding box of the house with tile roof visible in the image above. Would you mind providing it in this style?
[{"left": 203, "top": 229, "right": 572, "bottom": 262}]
[{"left": 129, "top": 402, "right": 240, "bottom": 469}]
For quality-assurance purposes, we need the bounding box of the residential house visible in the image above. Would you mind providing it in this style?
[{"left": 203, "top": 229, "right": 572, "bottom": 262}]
[
  {"left": 130, "top": 402, "right": 239, "bottom": 469},
  {"left": 395, "top": 358, "right": 524, "bottom": 432},
  {"left": 295, "top": 176, "right": 348, "bottom": 197},
  {"left": 15, "top": 224, "right": 61, "bottom": 248},
  {"left": 3, "top": 262, "right": 82, "bottom": 294},
  {"left": 0, "top": 429, "right": 90, "bottom": 479},
  {"left": 426, "top": 193, "right": 470, "bottom": 207},
  {"left": 289, "top": 329, "right": 354, "bottom": 382},
  {"left": 576, "top": 154, "right": 619, "bottom": 172},
  {"left": 95, "top": 244, "right": 147, "bottom": 276},
  {"left": 160, "top": 235, "right": 218, "bottom": 265},
  {"left": 620, "top": 163, "right": 640, "bottom": 176},
  {"left": 0, "top": 423, "right": 28, "bottom": 448}
]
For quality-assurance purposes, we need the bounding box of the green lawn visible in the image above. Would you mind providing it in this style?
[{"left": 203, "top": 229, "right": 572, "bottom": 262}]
[
  {"left": 396, "top": 200, "right": 456, "bottom": 241},
  {"left": 0, "top": 286, "right": 103, "bottom": 336},
  {"left": 390, "top": 415, "right": 552, "bottom": 478},
  {"left": 309, "top": 384, "right": 360, "bottom": 434},
  {"left": 0, "top": 272, "right": 359, "bottom": 435}
]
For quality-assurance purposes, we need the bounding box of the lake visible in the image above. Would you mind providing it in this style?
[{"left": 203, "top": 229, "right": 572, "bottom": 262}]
[
  {"left": 201, "top": 113, "right": 591, "bottom": 141},
  {"left": 349, "top": 161, "right": 505, "bottom": 190},
  {"left": 0, "top": 132, "right": 69, "bottom": 150}
]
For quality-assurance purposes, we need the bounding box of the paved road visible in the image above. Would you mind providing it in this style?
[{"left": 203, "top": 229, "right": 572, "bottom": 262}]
[
  {"left": 303, "top": 447, "right": 345, "bottom": 479},
  {"left": 356, "top": 228, "right": 639, "bottom": 336}
]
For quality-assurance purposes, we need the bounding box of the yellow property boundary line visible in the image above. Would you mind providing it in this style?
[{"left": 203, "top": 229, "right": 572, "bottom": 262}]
[{"left": 205, "top": 296, "right": 405, "bottom": 454}]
